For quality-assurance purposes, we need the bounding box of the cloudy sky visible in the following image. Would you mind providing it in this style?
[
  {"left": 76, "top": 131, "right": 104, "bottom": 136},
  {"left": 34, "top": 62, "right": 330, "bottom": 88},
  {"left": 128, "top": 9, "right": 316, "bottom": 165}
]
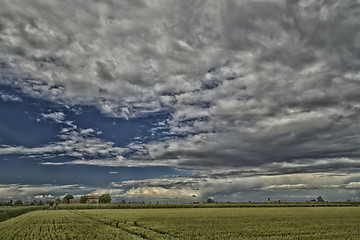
[{"left": 1, "top": 0, "right": 360, "bottom": 203}]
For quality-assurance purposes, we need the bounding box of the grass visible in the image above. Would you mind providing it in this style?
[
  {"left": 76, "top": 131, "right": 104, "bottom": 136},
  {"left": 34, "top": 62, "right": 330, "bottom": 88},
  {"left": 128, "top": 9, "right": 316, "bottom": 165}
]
[{"left": 0, "top": 207, "right": 360, "bottom": 239}]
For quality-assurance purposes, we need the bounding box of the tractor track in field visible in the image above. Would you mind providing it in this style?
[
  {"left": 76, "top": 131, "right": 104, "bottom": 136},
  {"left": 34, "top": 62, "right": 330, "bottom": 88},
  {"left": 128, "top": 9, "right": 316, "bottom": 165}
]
[{"left": 69, "top": 210, "right": 175, "bottom": 240}]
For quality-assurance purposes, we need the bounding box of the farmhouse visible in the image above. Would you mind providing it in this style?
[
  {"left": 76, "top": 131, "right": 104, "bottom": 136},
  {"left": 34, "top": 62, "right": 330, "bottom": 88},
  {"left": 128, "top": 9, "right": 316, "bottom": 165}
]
[
  {"left": 86, "top": 195, "right": 99, "bottom": 204},
  {"left": 69, "top": 199, "right": 79, "bottom": 204}
]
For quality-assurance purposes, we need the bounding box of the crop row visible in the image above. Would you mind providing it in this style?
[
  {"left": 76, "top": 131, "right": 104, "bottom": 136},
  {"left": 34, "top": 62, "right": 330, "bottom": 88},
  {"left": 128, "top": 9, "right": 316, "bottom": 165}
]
[
  {"left": 77, "top": 207, "right": 360, "bottom": 239},
  {"left": 0, "top": 210, "right": 148, "bottom": 239}
]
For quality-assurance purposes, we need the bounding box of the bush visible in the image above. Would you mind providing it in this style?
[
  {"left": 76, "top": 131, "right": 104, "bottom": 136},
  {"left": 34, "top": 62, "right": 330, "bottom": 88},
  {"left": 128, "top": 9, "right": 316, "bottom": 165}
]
[
  {"left": 0, "top": 206, "right": 49, "bottom": 222},
  {"left": 99, "top": 194, "right": 111, "bottom": 204},
  {"left": 14, "top": 200, "right": 23, "bottom": 206},
  {"left": 62, "top": 195, "right": 74, "bottom": 204},
  {"left": 80, "top": 196, "right": 88, "bottom": 204}
]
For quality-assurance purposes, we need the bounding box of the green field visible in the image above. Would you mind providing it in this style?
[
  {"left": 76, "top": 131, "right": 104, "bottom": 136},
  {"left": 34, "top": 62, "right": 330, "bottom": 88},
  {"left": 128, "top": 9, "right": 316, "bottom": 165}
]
[{"left": 0, "top": 207, "right": 360, "bottom": 239}]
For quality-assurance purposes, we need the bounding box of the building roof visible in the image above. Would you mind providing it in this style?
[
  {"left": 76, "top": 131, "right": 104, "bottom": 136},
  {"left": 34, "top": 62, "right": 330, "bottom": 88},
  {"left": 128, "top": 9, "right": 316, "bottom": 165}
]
[{"left": 87, "top": 195, "right": 99, "bottom": 199}]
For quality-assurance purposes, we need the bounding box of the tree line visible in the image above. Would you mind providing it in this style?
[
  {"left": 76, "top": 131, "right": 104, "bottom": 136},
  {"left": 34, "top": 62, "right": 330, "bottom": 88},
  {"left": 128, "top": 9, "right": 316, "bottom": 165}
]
[
  {"left": 1, "top": 194, "right": 112, "bottom": 206},
  {"left": 62, "top": 194, "right": 111, "bottom": 204}
]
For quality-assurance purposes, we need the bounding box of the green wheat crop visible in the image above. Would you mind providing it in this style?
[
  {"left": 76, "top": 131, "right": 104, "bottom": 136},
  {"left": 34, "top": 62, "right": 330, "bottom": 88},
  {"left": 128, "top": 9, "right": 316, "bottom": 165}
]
[{"left": 0, "top": 207, "right": 359, "bottom": 239}]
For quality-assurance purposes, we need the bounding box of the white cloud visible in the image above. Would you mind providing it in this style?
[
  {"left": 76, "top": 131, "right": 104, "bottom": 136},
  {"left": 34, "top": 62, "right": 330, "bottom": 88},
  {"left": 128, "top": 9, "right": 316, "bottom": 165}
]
[
  {"left": 90, "top": 189, "right": 124, "bottom": 198},
  {"left": 41, "top": 156, "right": 151, "bottom": 167},
  {"left": 126, "top": 186, "right": 198, "bottom": 200},
  {"left": 80, "top": 128, "right": 96, "bottom": 135},
  {"left": 34, "top": 194, "right": 54, "bottom": 199},
  {"left": 345, "top": 182, "right": 360, "bottom": 189},
  {"left": 41, "top": 112, "right": 65, "bottom": 123},
  {"left": 0, "top": 92, "right": 22, "bottom": 102},
  {"left": 0, "top": 184, "right": 85, "bottom": 200},
  {"left": 0, "top": 128, "right": 126, "bottom": 160}
]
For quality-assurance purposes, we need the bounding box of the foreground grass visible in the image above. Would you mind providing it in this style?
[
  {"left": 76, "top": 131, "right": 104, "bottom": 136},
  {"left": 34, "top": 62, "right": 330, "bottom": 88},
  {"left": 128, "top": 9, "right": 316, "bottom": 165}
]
[{"left": 0, "top": 207, "right": 360, "bottom": 239}]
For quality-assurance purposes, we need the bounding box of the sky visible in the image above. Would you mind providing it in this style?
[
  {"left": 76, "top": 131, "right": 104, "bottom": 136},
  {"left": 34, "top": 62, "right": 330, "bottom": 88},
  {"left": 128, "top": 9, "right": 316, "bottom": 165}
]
[{"left": 1, "top": 0, "right": 360, "bottom": 203}]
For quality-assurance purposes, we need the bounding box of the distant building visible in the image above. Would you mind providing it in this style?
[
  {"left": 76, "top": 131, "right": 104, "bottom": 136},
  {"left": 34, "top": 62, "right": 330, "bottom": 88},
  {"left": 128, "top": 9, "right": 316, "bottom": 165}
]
[
  {"left": 86, "top": 195, "right": 99, "bottom": 204},
  {"left": 69, "top": 199, "right": 80, "bottom": 204}
]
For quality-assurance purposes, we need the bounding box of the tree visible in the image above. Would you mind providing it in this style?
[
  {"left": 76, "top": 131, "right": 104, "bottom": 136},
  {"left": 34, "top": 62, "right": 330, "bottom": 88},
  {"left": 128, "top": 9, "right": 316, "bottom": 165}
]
[
  {"left": 207, "top": 198, "right": 215, "bottom": 203},
  {"left": 45, "top": 200, "right": 54, "bottom": 206},
  {"left": 62, "top": 194, "right": 74, "bottom": 204},
  {"left": 80, "top": 196, "right": 89, "bottom": 204},
  {"left": 14, "top": 200, "right": 23, "bottom": 206},
  {"left": 99, "top": 194, "right": 111, "bottom": 204},
  {"left": 120, "top": 200, "right": 126, "bottom": 204},
  {"left": 317, "top": 196, "right": 325, "bottom": 202}
]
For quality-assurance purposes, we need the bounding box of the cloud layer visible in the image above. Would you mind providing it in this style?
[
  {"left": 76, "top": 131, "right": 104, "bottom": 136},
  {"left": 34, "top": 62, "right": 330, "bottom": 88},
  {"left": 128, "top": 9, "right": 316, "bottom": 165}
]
[
  {"left": 0, "top": 184, "right": 88, "bottom": 201},
  {"left": 109, "top": 172, "right": 360, "bottom": 202},
  {"left": 1, "top": 0, "right": 360, "bottom": 200}
]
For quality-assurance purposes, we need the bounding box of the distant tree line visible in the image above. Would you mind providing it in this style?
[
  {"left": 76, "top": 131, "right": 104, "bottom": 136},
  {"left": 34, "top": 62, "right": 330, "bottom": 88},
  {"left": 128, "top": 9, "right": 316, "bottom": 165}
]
[
  {"left": 0, "top": 200, "right": 13, "bottom": 206},
  {"left": 61, "top": 194, "right": 112, "bottom": 204},
  {"left": 0, "top": 194, "right": 113, "bottom": 207},
  {"left": 1, "top": 195, "right": 333, "bottom": 207},
  {"left": 0, "top": 200, "right": 46, "bottom": 206},
  {"left": 307, "top": 196, "right": 326, "bottom": 203}
]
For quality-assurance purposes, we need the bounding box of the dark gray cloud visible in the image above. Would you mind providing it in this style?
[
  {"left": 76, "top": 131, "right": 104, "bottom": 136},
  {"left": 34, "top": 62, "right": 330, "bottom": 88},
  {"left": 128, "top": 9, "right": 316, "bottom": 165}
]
[{"left": 133, "top": 1, "right": 360, "bottom": 168}]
